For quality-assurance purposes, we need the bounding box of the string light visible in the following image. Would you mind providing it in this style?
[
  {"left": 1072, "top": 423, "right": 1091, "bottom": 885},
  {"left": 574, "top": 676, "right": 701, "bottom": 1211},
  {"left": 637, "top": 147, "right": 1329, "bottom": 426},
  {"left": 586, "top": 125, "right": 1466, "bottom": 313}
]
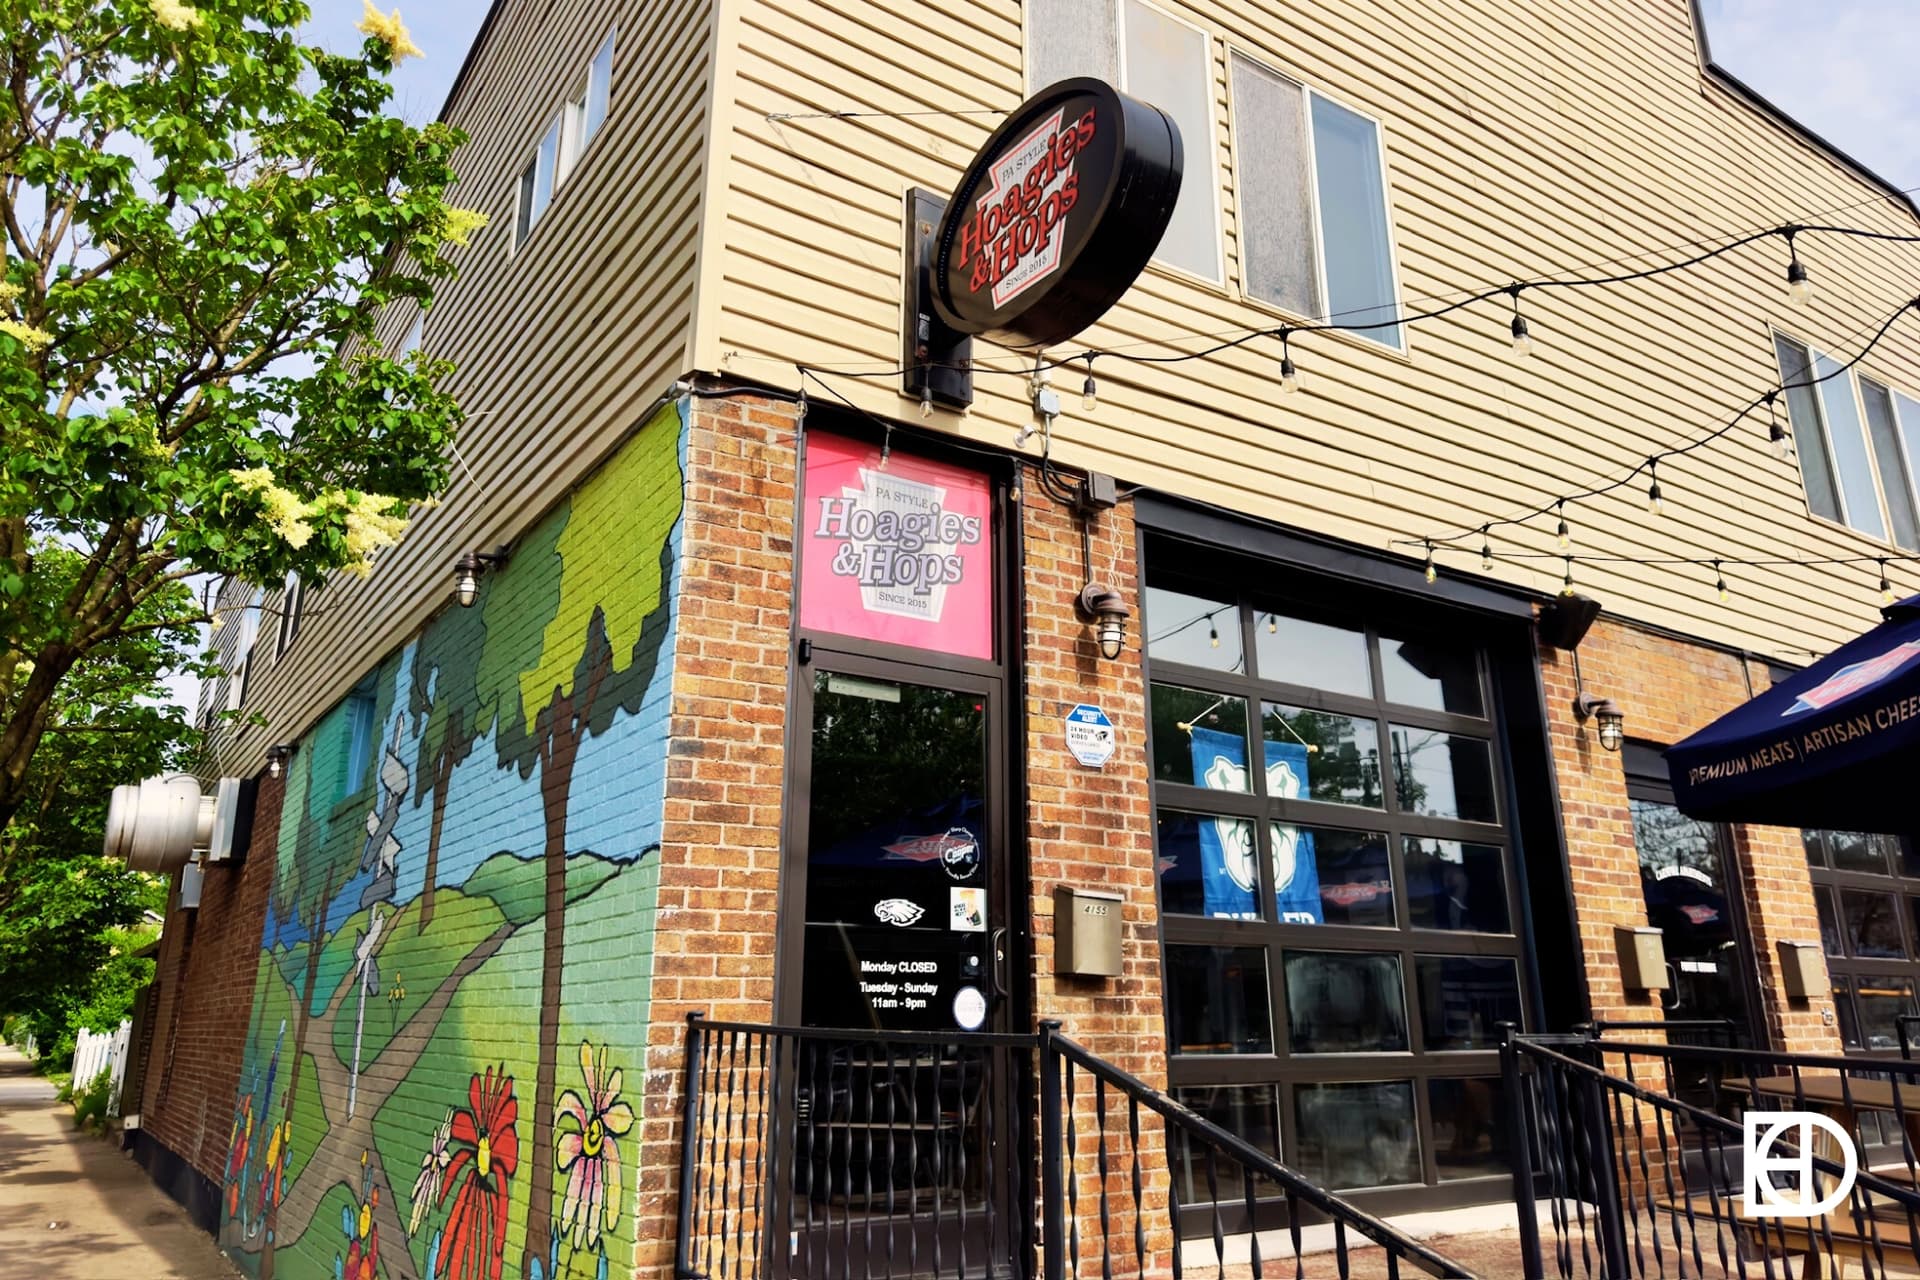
[
  {"left": 1424, "top": 541, "right": 1437, "bottom": 584},
  {"left": 1208, "top": 616, "right": 1221, "bottom": 648},
  {"left": 1766, "top": 391, "right": 1794, "bottom": 460},
  {"left": 1278, "top": 330, "right": 1301, "bottom": 395},
  {"left": 1267, "top": 612, "right": 1278, "bottom": 634},
  {"left": 1480, "top": 528, "right": 1494, "bottom": 571},
  {"left": 1882, "top": 559, "right": 1897, "bottom": 607},
  {"left": 1561, "top": 556, "right": 1576, "bottom": 597},
  {"left": 1508, "top": 286, "right": 1534, "bottom": 357},
  {"left": 919, "top": 383, "right": 933, "bottom": 419},
  {"left": 1714, "top": 561, "right": 1729, "bottom": 603},
  {"left": 1645, "top": 458, "right": 1664, "bottom": 515},
  {"left": 1081, "top": 355, "right": 1097, "bottom": 412},
  {"left": 1404, "top": 294, "right": 1916, "bottom": 556},
  {"left": 1784, "top": 229, "right": 1813, "bottom": 306}
]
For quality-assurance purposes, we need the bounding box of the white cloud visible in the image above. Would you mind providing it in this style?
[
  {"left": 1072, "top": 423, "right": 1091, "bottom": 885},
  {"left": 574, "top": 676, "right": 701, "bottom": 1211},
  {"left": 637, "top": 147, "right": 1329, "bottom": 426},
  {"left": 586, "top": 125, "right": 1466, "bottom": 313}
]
[{"left": 1704, "top": 0, "right": 1920, "bottom": 190}]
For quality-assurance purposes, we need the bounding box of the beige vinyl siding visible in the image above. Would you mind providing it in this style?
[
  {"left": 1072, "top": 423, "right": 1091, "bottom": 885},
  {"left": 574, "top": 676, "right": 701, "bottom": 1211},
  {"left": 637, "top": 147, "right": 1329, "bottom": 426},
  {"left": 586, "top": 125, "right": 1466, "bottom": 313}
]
[
  {"left": 217, "top": 0, "right": 714, "bottom": 768},
  {"left": 700, "top": 0, "right": 1920, "bottom": 663}
]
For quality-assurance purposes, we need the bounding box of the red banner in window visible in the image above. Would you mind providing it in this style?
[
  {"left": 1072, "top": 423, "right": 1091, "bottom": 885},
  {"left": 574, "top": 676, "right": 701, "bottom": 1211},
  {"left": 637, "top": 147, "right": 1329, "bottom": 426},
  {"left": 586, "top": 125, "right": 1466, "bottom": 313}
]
[{"left": 798, "top": 433, "right": 994, "bottom": 660}]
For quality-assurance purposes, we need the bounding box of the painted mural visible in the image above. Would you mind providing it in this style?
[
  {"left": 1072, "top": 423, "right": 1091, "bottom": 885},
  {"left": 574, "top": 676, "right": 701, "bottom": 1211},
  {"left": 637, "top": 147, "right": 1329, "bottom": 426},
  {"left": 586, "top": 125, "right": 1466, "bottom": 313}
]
[{"left": 220, "top": 402, "right": 687, "bottom": 1280}]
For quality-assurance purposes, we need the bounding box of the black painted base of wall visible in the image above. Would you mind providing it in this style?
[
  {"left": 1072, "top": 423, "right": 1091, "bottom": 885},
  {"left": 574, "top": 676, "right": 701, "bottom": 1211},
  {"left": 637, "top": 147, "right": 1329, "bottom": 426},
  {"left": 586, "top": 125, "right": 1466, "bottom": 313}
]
[{"left": 129, "top": 1128, "right": 220, "bottom": 1236}]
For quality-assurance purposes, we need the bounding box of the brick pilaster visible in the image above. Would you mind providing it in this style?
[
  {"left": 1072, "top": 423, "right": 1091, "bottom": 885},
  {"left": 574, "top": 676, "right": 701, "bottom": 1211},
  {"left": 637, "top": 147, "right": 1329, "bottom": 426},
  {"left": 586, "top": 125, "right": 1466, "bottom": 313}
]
[
  {"left": 634, "top": 391, "right": 797, "bottom": 1277},
  {"left": 1022, "top": 474, "right": 1172, "bottom": 1275}
]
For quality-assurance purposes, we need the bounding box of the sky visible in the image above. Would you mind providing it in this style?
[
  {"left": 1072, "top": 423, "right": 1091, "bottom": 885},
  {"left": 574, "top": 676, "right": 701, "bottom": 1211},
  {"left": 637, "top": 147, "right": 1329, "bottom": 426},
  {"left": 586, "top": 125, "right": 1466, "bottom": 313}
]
[{"left": 1698, "top": 0, "right": 1920, "bottom": 190}]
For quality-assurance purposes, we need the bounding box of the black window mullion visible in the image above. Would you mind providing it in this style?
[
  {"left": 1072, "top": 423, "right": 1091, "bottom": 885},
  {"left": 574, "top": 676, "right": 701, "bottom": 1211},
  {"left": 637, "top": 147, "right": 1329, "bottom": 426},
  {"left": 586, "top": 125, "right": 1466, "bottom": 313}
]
[{"left": 1148, "top": 577, "right": 1531, "bottom": 1196}]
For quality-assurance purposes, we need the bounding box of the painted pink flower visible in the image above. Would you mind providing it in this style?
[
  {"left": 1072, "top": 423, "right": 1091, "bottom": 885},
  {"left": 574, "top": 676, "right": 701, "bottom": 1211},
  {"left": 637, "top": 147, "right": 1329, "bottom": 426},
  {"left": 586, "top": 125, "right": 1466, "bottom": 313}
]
[{"left": 554, "top": 1041, "right": 634, "bottom": 1250}]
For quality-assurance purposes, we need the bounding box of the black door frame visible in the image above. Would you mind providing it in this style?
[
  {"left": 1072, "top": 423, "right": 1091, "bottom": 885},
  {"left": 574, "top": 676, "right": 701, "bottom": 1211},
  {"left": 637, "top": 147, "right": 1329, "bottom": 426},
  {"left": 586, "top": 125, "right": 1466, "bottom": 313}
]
[
  {"left": 1621, "top": 742, "right": 1772, "bottom": 1050},
  {"left": 774, "top": 416, "right": 1030, "bottom": 1038},
  {"left": 774, "top": 647, "right": 1016, "bottom": 1032}
]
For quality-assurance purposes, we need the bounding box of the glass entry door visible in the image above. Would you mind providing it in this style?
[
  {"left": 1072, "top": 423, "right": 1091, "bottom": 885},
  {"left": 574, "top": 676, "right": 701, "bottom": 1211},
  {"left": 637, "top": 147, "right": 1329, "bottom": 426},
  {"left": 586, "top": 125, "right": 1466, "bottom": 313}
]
[
  {"left": 775, "top": 655, "right": 1019, "bottom": 1279},
  {"left": 1624, "top": 747, "right": 1765, "bottom": 1050},
  {"left": 790, "top": 661, "right": 1005, "bottom": 1033}
]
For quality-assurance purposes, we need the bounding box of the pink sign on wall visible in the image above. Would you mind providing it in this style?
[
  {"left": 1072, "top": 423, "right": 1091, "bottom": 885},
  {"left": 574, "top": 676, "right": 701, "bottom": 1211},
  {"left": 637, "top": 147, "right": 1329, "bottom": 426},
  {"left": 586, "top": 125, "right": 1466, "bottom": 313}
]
[{"left": 799, "top": 433, "right": 995, "bottom": 660}]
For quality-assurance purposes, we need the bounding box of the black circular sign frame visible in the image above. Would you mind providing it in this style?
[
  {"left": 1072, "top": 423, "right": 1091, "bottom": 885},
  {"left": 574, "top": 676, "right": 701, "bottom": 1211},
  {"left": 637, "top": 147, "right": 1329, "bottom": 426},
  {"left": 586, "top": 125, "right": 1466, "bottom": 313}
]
[{"left": 931, "top": 77, "right": 1183, "bottom": 351}]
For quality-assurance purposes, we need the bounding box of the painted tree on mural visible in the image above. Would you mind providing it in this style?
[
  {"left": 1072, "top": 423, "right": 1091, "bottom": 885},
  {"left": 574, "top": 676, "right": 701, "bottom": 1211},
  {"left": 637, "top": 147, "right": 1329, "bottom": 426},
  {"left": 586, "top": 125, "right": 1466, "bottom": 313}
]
[
  {"left": 408, "top": 597, "right": 485, "bottom": 933},
  {"left": 470, "top": 415, "right": 684, "bottom": 1277}
]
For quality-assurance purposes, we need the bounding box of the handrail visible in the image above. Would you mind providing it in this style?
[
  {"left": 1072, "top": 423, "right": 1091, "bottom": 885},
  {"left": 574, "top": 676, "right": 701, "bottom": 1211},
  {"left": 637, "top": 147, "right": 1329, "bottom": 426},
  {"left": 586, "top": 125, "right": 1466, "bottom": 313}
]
[
  {"left": 1048, "top": 1026, "right": 1476, "bottom": 1279},
  {"left": 1507, "top": 1027, "right": 1920, "bottom": 1279}
]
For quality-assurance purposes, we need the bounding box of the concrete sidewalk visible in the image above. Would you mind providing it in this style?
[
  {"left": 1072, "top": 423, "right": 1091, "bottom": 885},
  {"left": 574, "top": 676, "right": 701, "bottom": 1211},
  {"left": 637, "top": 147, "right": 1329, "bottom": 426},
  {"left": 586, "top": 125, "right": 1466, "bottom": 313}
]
[{"left": 0, "top": 1044, "right": 236, "bottom": 1279}]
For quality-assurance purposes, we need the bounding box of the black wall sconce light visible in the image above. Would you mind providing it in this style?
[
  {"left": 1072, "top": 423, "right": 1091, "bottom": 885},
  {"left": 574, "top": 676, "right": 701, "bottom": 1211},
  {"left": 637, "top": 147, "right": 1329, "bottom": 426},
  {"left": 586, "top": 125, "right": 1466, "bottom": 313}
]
[
  {"left": 1574, "top": 690, "right": 1626, "bottom": 752},
  {"left": 264, "top": 744, "right": 293, "bottom": 779},
  {"left": 452, "top": 546, "right": 510, "bottom": 608}
]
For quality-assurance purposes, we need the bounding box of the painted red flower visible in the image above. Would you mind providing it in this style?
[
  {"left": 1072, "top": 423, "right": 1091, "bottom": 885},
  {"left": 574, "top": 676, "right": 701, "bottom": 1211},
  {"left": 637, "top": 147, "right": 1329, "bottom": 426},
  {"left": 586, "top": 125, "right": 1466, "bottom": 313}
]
[{"left": 437, "top": 1066, "right": 518, "bottom": 1280}]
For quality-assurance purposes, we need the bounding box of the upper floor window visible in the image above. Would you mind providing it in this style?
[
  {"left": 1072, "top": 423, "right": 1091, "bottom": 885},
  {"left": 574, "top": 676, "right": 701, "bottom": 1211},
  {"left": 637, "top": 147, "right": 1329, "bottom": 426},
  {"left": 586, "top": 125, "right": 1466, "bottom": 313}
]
[
  {"left": 1027, "top": 4, "right": 1403, "bottom": 346},
  {"left": 1232, "top": 54, "right": 1401, "bottom": 348},
  {"left": 274, "top": 570, "right": 304, "bottom": 661},
  {"left": 224, "top": 587, "right": 264, "bottom": 712},
  {"left": 514, "top": 29, "right": 617, "bottom": 249},
  {"left": 1028, "top": 0, "right": 1220, "bottom": 282},
  {"left": 1774, "top": 332, "right": 1920, "bottom": 549}
]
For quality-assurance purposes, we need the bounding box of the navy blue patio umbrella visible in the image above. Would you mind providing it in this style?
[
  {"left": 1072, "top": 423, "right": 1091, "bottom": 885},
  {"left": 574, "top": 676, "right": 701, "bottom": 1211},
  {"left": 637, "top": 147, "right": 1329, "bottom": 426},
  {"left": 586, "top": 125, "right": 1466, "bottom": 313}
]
[{"left": 1666, "top": 596, "right": 1920, "bottom": 833}]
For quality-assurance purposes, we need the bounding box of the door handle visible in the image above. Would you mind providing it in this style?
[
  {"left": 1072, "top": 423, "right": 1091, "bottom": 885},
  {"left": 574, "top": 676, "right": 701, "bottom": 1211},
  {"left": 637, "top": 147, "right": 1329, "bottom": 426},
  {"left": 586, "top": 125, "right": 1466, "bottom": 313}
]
[{"left": 990, "top": 927, "right": 1009, "bottom": 998}]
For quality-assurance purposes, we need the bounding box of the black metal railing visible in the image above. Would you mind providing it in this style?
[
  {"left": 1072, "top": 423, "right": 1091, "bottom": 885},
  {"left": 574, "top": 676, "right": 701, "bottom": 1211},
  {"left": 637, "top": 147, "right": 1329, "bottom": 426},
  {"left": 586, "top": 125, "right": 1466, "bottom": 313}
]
[
  {"left": 1042, "top": 1023, "right": 1476, "bottom": 1280},
  {"left": 674, "top": 1013, "right": 1478, "bottom": 1279},
  {"left": 1505, "top": 1025, "right": 1920, "bottom": 1279},
  {"left": 673, "top": 1015, "right": 1037, "bottom": 1280}
]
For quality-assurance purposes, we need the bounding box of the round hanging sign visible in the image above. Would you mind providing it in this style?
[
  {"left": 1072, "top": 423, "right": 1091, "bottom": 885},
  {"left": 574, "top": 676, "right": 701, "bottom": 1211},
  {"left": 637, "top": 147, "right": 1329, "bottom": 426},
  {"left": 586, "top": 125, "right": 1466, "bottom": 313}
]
[{"left": 931, "top": 78, "right": 1183, "bottom": 350}]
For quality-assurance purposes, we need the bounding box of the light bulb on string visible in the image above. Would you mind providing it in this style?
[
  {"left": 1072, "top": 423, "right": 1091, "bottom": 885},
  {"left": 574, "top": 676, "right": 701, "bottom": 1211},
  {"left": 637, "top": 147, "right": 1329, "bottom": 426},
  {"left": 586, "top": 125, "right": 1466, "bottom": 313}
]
[
  {"left": 1714, "top": 561, "right": 1730, "bottom": 604},
  {"left": 1278, "top": 330, "right": 1301, "bottom": 395},
  {"left": 1267, "top": 613, "right": 1278, "bottom": 635},
  {"left": 1555, "top": 500, "right": 1571, "bottom": 551},
  {"left": 1208, "top": 615, "right": 1221, "bottom": 649},
  {"left": 1766, "top": 392, "right": 1795, "bottom": 460},
  {"left": 919, "top": 383, "right": 934, "bottom": 419},
  {"left": 1081, "top": 355, "right": 1098, "bottom": 412},
  {"left": 1783, "top": 228, "right": 1813, "bottom": 306},
  {"left": 1882, "top": 559, "right": 1897, "bottom": 607},
  {"left": 1480, "top": 528, "right": 1494, "bottom": 572},
  {"left": 1423, "top": 541, "right": 1437, "bottom": 585},
  {"left": 1646, "top": 458, "right": 1664, "bottom": 515},
  {"left": 1508, "top": 286, "right": 1534, "bottom": 357},
  {"left": 1560, "top": 556, "right": 1576, "bottom": 598}
]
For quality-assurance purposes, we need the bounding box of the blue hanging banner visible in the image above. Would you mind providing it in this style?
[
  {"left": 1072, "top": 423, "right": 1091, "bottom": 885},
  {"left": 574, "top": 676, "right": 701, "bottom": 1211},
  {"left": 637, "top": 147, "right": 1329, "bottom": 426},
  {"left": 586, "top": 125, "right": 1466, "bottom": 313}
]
[{"left": 1188, "top": 726, "right": 1321, "bottom": 922}]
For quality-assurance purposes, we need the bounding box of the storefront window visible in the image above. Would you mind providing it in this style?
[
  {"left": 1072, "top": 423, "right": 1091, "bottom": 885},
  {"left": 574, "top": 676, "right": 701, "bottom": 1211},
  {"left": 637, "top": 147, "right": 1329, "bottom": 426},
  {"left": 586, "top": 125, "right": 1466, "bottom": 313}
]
[
  {"left": 1806, "top": 828, "right": 1920, "bottom": 1053},
  {"left": 1144, "top": 577, "right": 1525, "bottom": 1202}
]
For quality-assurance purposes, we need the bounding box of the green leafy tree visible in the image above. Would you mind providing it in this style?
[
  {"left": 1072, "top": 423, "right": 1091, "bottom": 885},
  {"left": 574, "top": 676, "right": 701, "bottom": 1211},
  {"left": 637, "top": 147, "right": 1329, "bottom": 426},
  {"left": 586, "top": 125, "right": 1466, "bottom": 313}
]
[
  {"left": 0, "top": 543, "right": 200, "bottom": 1066},
  {"left": 0, "top": 0, "right": 480, "bottom": 835}
]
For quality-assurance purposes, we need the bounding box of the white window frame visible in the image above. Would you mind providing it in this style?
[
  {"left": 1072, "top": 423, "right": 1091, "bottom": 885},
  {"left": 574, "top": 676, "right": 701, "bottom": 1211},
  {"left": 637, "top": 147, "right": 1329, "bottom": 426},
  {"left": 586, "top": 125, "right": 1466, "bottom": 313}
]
[
  {"left": 1113, "top": 0, "right": 1225, "bottom": 285},
  {"left": 1226, "top": 44, "right": 1409, "bottom": 353},
  {"left": 226, "top": 588, "right": 264, "bottom": 712},
  {"left": 1773, "top": 325, "right": 1920, "bottom": 549}
]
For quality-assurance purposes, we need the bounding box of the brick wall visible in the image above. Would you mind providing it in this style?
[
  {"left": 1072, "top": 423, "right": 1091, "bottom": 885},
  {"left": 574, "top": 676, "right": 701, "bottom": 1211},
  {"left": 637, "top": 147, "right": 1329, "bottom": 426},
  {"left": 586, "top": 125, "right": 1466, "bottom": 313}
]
[
  {"left": 1541, "top": 616, "right": 1837, "bottom": 1053},
  {"left": 136, "top": 771, "right": 281, "bottom": 1185},
  {"left": 1021, "top": 479, "right": 1171, "bottom": 1273},
  {"left": 634, "top": 391, "right": 796, "bottom": 1276}
]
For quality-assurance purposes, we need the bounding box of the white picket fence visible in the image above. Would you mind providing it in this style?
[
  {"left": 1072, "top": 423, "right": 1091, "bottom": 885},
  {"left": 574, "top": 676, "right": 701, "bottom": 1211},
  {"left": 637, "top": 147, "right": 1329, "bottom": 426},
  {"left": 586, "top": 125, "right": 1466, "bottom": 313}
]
[{"left": 72, "top": 1020, "right": 132, "bottom": 1117}]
